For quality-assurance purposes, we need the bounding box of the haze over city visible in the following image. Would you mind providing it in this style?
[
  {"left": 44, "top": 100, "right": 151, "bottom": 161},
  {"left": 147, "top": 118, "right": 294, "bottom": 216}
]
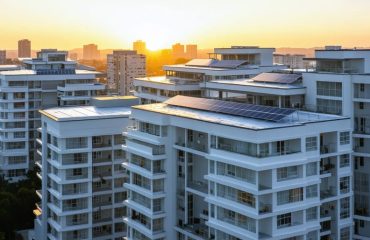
[
  {"left": 2, "top": 0, "right": 370, "bottom": 50},
  {"left": 2, "top": 1, "right": 370, "bottom": 240}
]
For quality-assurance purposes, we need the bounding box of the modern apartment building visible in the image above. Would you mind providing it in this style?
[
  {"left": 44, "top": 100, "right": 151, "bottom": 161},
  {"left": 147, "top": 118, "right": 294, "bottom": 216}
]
[
  {"left": 0, "top": 50, "right": 6, "bottom": 64},
  {"left": 273, "top": 54, "right": 306, "bottom": 69},
  {"left": 33, "top": 96, "right": 138, "bottom": 240},
  {"left": 107, "top": 50, "right": 146, "bottom": 96},
  {"left": 83, "top": 44, "right": 100, "bottom": 60},
  {"left": 122, "top": 95, "right": 353, "bottom": 240},
  {"left": 0, "top": 49, "right": 105, "bottom": 181},
  {"left": 302, "top": 46, "right": 370, "bottom": 239},
  {"left": 133, "top": 46, "right": 286, "bottom": 104},
  {"left": 18, "top": 39, "right": 31, "bottom": 58}
]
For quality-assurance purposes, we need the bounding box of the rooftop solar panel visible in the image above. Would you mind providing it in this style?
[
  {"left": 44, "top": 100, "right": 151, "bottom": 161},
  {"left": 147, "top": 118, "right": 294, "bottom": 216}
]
[
  {"left": 165, "top": 96, "right": 296, "bottom": 122},
  {"left": 251, "top": 72, "right": 301, "bottom": 84}
]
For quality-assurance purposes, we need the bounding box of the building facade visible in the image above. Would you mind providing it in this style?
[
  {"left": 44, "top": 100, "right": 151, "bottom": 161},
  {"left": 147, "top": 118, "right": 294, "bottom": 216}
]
[
  {"left": 185, "top": 45, "right": 197, "bottom": 59},
  {"left": 273, "top": 54, "right": 306, "bottom": 69},
  {"left": 0, "top": 50, "right": 6, "bottom": 64},
  {"left": 172, "top": 43, "right": 185, "bottom": 59},
  {"left": 33, "top": 96, "right": 138, "bottom": 240},
  {"left": 122, "top": 95, "right": 352, "bottom": 240},
  {"left": 83, "top": 44, "right": 100, "bottom": 60},
  {"left": 107, "top": 50, "right": 146, "bottom": 96},
  {"left": 18, "top": 39, "right": 31, "bottom": 58},
  {"left": 133, "top": 41, "right": 147, "bottom": 55},
  {"left": 302, "top": 46, "right": 370, "bottom": 239},
  {"left": 0, "top": 49, "right": 105, "bottom": 181}
]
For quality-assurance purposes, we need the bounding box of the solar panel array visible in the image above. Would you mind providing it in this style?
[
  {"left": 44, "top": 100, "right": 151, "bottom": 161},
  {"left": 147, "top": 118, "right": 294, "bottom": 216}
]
[
  {"left": 251, "top": 73, "right": 301, "bottom": 84},
  {"left": 165, "top": 96, "right": 296, "bottom": 122}
]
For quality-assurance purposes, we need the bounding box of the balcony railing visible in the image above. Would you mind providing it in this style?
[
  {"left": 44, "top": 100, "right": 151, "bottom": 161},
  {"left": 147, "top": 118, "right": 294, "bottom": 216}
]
[
  {"left": 320, "top": 144, "right": 336, "bottom": 154},
  {"left": 188, "top": 180, "right": 208, "bottom": 193}
]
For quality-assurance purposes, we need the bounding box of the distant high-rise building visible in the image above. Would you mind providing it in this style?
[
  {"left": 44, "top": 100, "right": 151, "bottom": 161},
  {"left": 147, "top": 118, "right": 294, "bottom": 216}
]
[
  {"left": 18, "top": 39, "right": 31, "bottom": 58},
  {"left": 133, "top": 40, "right": 147, "bottom": 54},
  {"left": 107, "top": 50, "right": 146, "bottom": 95},
  {"left": 0, "top": 50, "right": 6, "bottom": 64},
  {"left": 83, "top": 44, "right": 100, "bottom": 60},
  {"left": 172, "top": 43, "right": 185, "bottom": 59},
  {"left": 69, "top": 52, "right": 78, "bottom": 61},
  {"left": 273, "top": 54, "right": 305, "bottom": 69},
  {"left": 186, "top": 44, "right": 198, "bottom": 59}
]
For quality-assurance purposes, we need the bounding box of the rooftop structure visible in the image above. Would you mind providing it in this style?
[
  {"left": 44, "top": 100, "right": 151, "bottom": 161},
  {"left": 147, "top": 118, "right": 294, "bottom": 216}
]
[{"left": 134, "top": 46, "right": 286, "bottom": 105}]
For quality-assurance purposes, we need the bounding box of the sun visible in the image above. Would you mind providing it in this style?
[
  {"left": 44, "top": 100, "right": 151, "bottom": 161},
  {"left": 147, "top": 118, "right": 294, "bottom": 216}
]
[{"left": 146, "top": 40, "right": 168, "bottom": 51}]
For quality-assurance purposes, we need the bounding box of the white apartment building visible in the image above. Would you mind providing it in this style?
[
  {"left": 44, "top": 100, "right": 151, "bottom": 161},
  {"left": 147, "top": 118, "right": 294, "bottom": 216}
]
[
  {"left": 0, "top": 49, "right": 105, "bottom": 181},
  {"left": 302, "top": 46, "right": 370, "bottom": 239},
  {"left": 273, "top": 54, "right": 306, "bottom": 69},
  {"left": 34, "top": 96, "right": 138, "bottom": 240},
  {"left": 133, "top": 46, "right": 286, "bottom": 104},
  {"left": 107, "top": 50, "right": 146, "bottom": 96},
  {"left": 122, "top": 95, "right": 353, "bottom": 240}
]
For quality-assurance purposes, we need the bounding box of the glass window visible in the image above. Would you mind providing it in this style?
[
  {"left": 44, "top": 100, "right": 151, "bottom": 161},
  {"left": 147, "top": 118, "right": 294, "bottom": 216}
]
[
  {"left": 340, "top": 198, "right": 350, "bottom": 219},
  {"left": 340, "top": 154, "right": 350, "bottom": 168},
  {"left": 277, "top": 213, "right": 291, "bottom": 228},
  {"left": 340, "top": 132, "right": 350, "bottom": 145},
  {"left": 306, "top": 162, "right": 317, "bottom": 176},
  {"left": 306, "top": 207, "right": 317, "bottom": 221},
  {"left": 306, "top": 137, "right": 317, "bottom": 151},
  {"left": 306, "top": 185, "right": 318, "bottom": 198},
  {"left": 317, "top": 81, "right": 342, "bottom": 97}
]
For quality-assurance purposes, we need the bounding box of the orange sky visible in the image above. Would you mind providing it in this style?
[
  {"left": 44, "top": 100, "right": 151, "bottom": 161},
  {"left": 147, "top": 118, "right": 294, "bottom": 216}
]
[{"left": 1, "top": 0, "right": 370, "bottom": 50}]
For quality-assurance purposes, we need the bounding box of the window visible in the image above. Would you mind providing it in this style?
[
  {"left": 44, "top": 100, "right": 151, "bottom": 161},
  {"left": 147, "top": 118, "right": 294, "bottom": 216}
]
[
  {"left": 277, "top": 213, "right": 291, "bottom": 228},
  {"left": 317, "top": 81, "right": 342, "bottom": 97},
  {"left": 340, "top": 154, "right": 350, "bottom": 168},
  {"left": 340, "top": 198, "right": 350, "bottom": 219},
  {"left": 306, "top": 162, "right": 317, "bottom": 176},
  {"left": 277, "top": 166, "right": 299, "bottom": 181},
  {"left": 340, "top": 177, "right": 350, "bottom": 194},
  {"left": 317, "top": 99, "right": 342, "bottom": 115},
  {"left": 306, "top": 207, "right": 317, "bottom": 221},
  {"left": 340, "top": 227, "right": 350, "bottom": 240},
  {"left": 340, "top": 132, "right": 350, "bottom": 145},
  {"left": 306, "top": 137, "right": 317, "bottom": 151},
  {"left": 306, "top": 185, "right": 318, "bottom": 198},
  {"left": 360, "top": 83, "right": 365, "bottom": 92},
  {"left": 359, "top": 102, "right": 364, "bottom": 109},
  {"left": 277, "top": 188, "right": 303, "bottom": 205}
]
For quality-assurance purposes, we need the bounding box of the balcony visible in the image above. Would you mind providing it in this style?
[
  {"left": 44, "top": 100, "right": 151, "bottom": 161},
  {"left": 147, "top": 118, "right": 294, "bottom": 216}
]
[
  {"left": 320, "top": 144, "right": 336, "bottom": 154},
  {"left": 259, "top": 202, "right": 272, "bottom": 214},
  {"left": 188, "top": 180, "right": 208, "bottom": 194},
  {"left": 181, "top": 223, "right": 209, "bottom": 239}
]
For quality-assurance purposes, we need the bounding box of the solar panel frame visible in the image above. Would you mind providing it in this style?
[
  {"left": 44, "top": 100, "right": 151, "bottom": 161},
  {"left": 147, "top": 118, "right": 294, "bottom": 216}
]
[{"left": 165, "top": 96, "right": 296, "bottom": 122}]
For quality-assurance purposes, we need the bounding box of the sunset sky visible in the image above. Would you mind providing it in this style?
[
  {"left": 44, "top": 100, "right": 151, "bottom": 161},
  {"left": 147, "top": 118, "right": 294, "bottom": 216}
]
[{"left": 1, "top": 0, "right": 370, "bottom": 50}]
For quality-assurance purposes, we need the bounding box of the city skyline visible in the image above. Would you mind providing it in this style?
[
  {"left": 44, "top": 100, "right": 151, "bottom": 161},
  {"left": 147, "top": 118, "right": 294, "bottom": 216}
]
[{"left": 2, "top": 0, "right": 370, "bottom": 50}]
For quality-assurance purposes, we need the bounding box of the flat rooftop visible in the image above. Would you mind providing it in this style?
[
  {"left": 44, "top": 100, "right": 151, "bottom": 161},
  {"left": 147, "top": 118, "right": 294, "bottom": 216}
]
[
  {"left": 135, "top": 76, "right": 199, "bottom": 85},
  {"left": 133, "top": 97, "right": 348, "bottom": 130},
  {"left": 210, "top": 79, "right": 305, "bottom": 90},
  {"left": 40, "top": 106, "right": 131, "bottom": 122},
  {"left": 0, "top": 69, "right": 100, "bottom": 76},
  {"left": 93, "top": 96, "right": 138, "bottom": 101}
]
